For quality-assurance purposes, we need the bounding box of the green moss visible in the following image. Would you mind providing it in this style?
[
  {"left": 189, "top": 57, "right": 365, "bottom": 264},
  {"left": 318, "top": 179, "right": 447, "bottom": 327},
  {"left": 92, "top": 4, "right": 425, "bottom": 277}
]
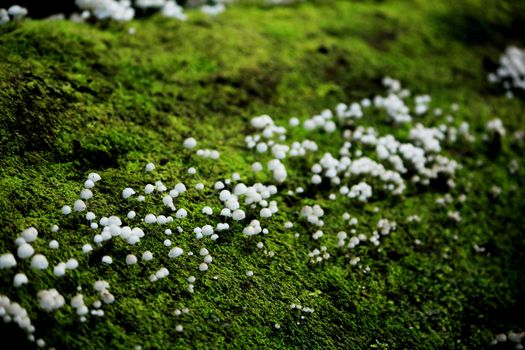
[{"left": 0, "top": 1, "right": 524, "bottom": 349}]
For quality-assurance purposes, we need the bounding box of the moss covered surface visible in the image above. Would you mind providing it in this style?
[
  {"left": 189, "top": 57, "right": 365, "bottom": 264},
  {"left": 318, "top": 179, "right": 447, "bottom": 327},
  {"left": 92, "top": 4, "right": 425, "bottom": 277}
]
[{"left": 1, "top": 1, "right": 525, "bottom": 349}]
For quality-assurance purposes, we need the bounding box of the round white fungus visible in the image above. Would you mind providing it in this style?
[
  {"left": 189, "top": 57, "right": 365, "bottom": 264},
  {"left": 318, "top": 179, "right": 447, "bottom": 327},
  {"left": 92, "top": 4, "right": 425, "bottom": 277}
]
[
  {"left": 289, "top": 117, "right": 300, "bottom": 126},
  {"left": 144, "top": 214, "right": 156, "bottom": 224},
  {"left": 53, "top": 263, "right": 66, "bottom": 277},
  {"left": 232, "top": 210, "right": 245, "bottom": 221},
  {"left": 199, "top": 263, "right": 208, "bottom": 272},
  {"left": 101, "top": 290, "right": 115, "bottom": 304},
  {"left": 74, "top": 200, "right": 86, "bottom": 212},
  {"left": 144, "top": 184, "right": 155, "bottom": 194},
  {"left": 49, "top": 240, "right": 59, "bottom": 249},
  {"left": 183, "top": 137, "right": 197, "bottom": 149},
  {"left": 145, "top": 162, "right": 155, "bottom": 172},
  {"left": 251, "top": 162, "right": 263, "bottom": 172},
  {"left": 122, "top": 188, "right": 136, "bottom": 199},
  {"left": 162, "top": 195, "right": 175, "bottom": 210},
  {"left": 88, "top": 173, "right": 101, "bottom": 182},
  {"left": 157, "top": 215, "right": 169, "bottom": 225},
  {"left": 21, "top": 227, "right": 38, "bottom": 242},
  {"left": 219, "top": 190, "right": 231, "bottom": 201},
  {"left": 66, "top": 259, "right": 79, "bottom": 270},
  {"left": 174, "top": 183, "right": 186, "bottom": 193},
  {"left": 61, "top": 205, "right": 71, "bottom": 215},
  {"left": 93, "top": 280, "right": 109, "bottom": 292},
  {"left": 142, "top": 251, "right": 153, "bottom": 261},
  {"left": 126, "top": 254, "right": 137, "bottom": 265},
  {"left": 82, "top": 244, "right": 93, "bottom": 254},
  {"left": 260, "top": 208, "right": 272, "bottom": 218},
  {"left": 13, "top": 273, "right": 28, "bottom": 287},
  {"left": 17, "top": 243, "right": 34, "bottom": 259},
  {"left": 80, "top": 189, "right": 93, "bottom": 200},
  {"left": 101, "top": 256, "right": 113, "bottom": 265},
  {"left": 31, "top": 254, "right": 49, "bottom": 270},
  {"left": 0, "top": 253, "right": 16, "bottom": 269},
  {"left": 71, "top": 294, "right": 84, "bottom": 309},
  {"left": 168, "top": 247, "right": 184, "bottom": 258},
  {"left": 201, "top": 225, "right": 214, "bottom": 236},
  {"left": 175, "top": 208, "right": 188, "bottom": 219},
  {"left": 37, "top": 289, "right": 65, "bottom": 312}
]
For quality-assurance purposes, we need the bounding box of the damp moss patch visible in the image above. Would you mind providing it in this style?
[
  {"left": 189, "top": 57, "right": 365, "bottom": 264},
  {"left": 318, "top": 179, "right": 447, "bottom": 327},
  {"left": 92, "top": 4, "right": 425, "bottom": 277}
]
[{"left": 1, "top": 1, "right": 525, "bottom": 349}]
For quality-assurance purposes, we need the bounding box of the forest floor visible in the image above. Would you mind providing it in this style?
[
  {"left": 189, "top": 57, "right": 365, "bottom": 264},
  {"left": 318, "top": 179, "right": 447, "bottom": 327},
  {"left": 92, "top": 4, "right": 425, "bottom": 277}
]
[{"left": 1, "top": 1, "right": 524, "bottom": 349}]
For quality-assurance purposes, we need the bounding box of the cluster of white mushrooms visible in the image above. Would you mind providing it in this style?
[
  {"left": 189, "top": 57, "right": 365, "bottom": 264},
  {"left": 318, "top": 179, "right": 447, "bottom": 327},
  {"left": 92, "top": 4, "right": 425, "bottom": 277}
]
[
  {"left": 488, "top": 46, "right": 525, "bottom": 99},
  {"left": 0, "top": 5, "right": 28, "bottom": 24},
  {"left": 491, "top": 331, "right": 525, "bottom": 350},
  {"left": 0, "top": 77, "right": 518, "bottom": 347}
]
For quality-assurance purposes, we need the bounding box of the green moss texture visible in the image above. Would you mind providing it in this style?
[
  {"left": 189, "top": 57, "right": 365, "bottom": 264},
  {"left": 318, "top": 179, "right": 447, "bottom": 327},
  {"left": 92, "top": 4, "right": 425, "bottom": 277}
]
[{"left": 1, "top": 0, "right": 524, "bottom": 349}]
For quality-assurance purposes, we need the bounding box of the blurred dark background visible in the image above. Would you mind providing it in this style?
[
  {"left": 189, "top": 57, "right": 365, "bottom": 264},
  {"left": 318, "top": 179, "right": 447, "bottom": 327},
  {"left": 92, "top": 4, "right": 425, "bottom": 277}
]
[
  {"left": 0, "top": 0, "right": 202, "bottom": 18},
  {"left": 0, "top": 0, "right": 78, "bottom": 18}
]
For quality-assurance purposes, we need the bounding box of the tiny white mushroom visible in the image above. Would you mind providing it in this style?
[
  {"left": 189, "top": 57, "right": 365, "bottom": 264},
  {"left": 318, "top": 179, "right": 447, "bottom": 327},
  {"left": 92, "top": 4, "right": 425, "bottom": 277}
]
[
  {"left": 145, "top": 163, "right": 155, "bottom": 172},
  {"left": 175, "top": 208, "right": 188, "bottom": 219},
  {"left": 17, "top": 243, "right": 34, "bottom": 259},
  {"left": 183, "top": 137, "right": 197, "bottom": 149},
  {"left": 13, "top": 273, "right": 28, "bottom": 287},
  {"left": 168, "top": 247, "right": 184, "bottom": 258},
  {"left": 198, "top": 263, "right": 208, "bottom": 272},
  {"left": 126, "top": 254, "right": 138, "bottom": 265},
  {"left": 80, "top": 189, "right": 93, "bottom": 200},
  {"left": 31, "top": 254, "right": 49, "bottom": 270},
  {"left": 66, "top": 259, "right": 79, "bottom": 270},
  {"left": 122, "top": 188, "right": 136, "bottom": 199},
  {"left": 21, "top": 227, "right": 38, "bottom": 242},
  {"left": 142, "top": 251, "right": 153, "bottom": 261},
  {"left": 74, "top": 200, "right": 86, "bottom": 212}
]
